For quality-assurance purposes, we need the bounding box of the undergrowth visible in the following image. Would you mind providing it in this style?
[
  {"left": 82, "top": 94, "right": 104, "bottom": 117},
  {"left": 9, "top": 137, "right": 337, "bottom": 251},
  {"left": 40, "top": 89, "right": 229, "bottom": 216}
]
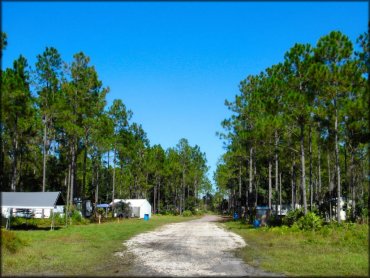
[{"left": 1, "top": 229, "right": 28, "bottom": 253}]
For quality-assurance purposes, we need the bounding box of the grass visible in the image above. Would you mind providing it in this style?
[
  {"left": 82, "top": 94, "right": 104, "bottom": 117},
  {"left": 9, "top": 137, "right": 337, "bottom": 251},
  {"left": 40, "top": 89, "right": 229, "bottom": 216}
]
[
  {"left": 2, "top": 215, "right": 200, "bottom": 276},
  {"left": 224, "top": 221, "right": 369, "bottom": 276}
]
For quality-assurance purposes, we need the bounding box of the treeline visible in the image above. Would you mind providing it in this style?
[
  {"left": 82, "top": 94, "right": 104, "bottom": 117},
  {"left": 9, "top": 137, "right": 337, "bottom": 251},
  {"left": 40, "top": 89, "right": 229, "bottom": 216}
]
[
  {"left": 215, "top": 31, "right": 368, "bottom": 223},
  {"left": 0, "top": 33, "right": 211, "bottom": 214}
]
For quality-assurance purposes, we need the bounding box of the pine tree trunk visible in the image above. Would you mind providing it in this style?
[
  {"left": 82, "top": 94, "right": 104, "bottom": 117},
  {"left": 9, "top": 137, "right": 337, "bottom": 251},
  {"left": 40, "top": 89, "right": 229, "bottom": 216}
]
[
  {"left": 268, "top": 161, "right": 272, "bottom": 209},
  {"left": 179, "top": 182, "right": 182, "bottom": 214},
  {"left": 318, "top": 145, "right": 322, "bottom": 204},
  {"left": 153, "top": 183, "right": 156, "bottom": 214},
  {"left": 70, "top": 143, "right": 77, "bottom": 205},
  {"left": 249, "top": 147, "right": 253, "bottom": 194},
  {"left": 82, "top": 131, "right": 89, "bottom": 199},
  {"left": 350, "top": 151, "right": 355, "bottom": 219},
  {"left": 297, "top": 175, "right": 300, "bottom": 206},
  {"left": 95, "top": 167, "right": 99, "bottom": 214},
  {"left": 309, "top": 127, "right": 313, "bottom": 210},
  {"left": 182, "top": 170, "right": 186, "bottom": 213},
  {"left": 254, "top": 162, "right": 258, "bottom": 207},
  {"left": 328, "top": 153, "right": 332, "bottom": 220},
  {"left": 194, "top": 179, "right": 198, "bottom": 208},
  {"left": 42, "top": 121, "right": 48, "bottom": 192},
  {"left": 11, "top": 132, "right": 19, "bottom": 192},
  {"left": 158, "top": 180, "right": 161, "bottom": 213},
  {"left": 238, "top": 162, "right": 242, "bottom": 199},
  {"left": 275, "top": 130, "right": 279, "bottom": 214},
  {"left": 65, "top": 164, "right": 71, "bottom": 226},
  {"left": 300, "top": 123, "right": 308, "bottom": 215},
  {"left": 334, "top": 104, "right": 341, "bottom": 223},
  {"left": 82, "top": 145, "right": 87, "bottom": 198},
  {"left": 19, "top": 152, "right": 23, "bottom": 191},
  {"left": 291, "top": 159, "right": 295, "bottom": 209},
  {"left": 112, "top": 142, "right": 117, "bottom": 204},
  {"left": 187, "top": 182, "right": 189, "bottom": 200},
  {"left": 279, "top": 172, "right": 282, "bottom": 215}
]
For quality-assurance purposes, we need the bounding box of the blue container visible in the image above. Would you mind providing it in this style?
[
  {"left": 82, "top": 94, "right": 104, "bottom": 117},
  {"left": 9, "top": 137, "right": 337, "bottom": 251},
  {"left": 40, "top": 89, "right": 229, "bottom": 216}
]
[
  {"left": 233, "top": 212, "right": 239, "bottom": 220},
  {"left": 144, "top": 214, "right": 149, "bottom": 221},
  {"left": 253, "top": 219, "right": 260, "bottom": 228}
]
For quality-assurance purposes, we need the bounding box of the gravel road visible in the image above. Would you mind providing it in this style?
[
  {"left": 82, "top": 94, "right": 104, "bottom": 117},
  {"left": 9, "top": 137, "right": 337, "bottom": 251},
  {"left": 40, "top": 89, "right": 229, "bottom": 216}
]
[{"left": 117, "top": 215, "right": 278, "bottom": 276}]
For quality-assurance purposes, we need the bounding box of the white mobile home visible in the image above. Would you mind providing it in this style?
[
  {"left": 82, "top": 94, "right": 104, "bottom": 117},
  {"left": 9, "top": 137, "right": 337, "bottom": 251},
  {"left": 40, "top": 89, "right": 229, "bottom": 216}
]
[{"left": 111, "top": 199, "right": 151, "bottom": 219}]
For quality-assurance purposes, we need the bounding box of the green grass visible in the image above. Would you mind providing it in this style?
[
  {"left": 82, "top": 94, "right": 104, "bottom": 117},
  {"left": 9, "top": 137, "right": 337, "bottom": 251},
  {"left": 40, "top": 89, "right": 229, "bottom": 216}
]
[
  {"left": 2, "top": 215, "right": 200, "bottom": 276},
  {"left": 224, "top": 221, "right": 369, "bottom": 276}
]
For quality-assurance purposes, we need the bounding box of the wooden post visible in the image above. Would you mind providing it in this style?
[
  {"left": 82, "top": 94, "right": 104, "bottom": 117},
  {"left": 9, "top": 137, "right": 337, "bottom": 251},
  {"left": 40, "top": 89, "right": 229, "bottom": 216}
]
[
  {"left": 50, "top": 209, "right": 55, "bottom": 231},
  {"left": 6, "top": 208, "right": 12, "bottom": 230}
]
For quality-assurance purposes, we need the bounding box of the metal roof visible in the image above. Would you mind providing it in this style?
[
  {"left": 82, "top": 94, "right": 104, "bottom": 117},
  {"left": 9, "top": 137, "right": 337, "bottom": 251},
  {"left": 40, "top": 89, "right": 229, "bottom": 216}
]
[
  {"left": 1, "top": 192, "right": 64, "bottom": 209},
  {"left": 96, "top": 204, "right": 110, "bottom": 208},
  {"left": 110, "top": 199, "right": 150, "bottom": 207}
]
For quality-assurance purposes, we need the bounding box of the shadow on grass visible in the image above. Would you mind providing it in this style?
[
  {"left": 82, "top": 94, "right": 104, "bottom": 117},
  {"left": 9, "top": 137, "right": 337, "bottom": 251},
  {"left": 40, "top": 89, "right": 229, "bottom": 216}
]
[
  {"left": 9, "top": 223, "right": 62, "bottom": 231},
  {"left": 218, "top": 215, "right": 233, "bottom": 222}
]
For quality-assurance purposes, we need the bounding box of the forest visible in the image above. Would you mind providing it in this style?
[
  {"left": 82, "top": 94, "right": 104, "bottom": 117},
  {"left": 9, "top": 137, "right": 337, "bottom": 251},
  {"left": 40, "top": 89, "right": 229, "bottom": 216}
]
[
  {"left": 215, "top": 30, "right": 369, "bottom": 223},
  {"left": 0, "top": 32, "right": 212, "bottom": 215},
  {"left": 1, "top": 30, "right": 368, "bottom": 221}
]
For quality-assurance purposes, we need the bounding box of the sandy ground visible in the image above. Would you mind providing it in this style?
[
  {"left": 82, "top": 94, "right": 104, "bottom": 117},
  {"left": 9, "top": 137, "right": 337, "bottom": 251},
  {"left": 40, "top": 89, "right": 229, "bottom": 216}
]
[{"left": 116, "top": 215, "right": 279, "bottom": 277}]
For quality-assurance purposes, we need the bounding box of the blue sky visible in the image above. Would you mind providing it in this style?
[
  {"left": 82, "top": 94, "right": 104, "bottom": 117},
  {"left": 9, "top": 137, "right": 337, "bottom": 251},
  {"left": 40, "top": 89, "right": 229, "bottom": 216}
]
[{"left": 2, "top": 2, "right": 368, "bottom": 186}]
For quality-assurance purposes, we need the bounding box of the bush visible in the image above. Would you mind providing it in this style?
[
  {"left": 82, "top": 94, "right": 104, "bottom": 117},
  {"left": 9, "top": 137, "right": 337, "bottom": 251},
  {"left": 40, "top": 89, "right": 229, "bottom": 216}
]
[
  {"left": 282, "top": 209, "right": 304, "bottom": 227},
  {"left": 68, "top": 209, "right": 89, "bottom": 225},
  {"left": 192, "top": 209, "right": 207, "bottom": 216},
  {"left": 182, "top": 210, "right": 193, "bottom": 217},
  {"left": 160, "top": 211, "right": 173, "bottom": 216},
  {"left": 296, "top": 212, "right": 323, "bottom": 231},
  {"left": 71, "top": 210, "right": 82, "bottom": 222},
  {"left": 1, "top": 229, "right": 28, "bottom": 253},
  {"left": 267, "top": 214, "right": 283, "bottom": 227},
  {"left": 54, "top": 213, "right": 66, "bottom": 226},
  {"left": 96, "top": 208, "right": 105, "bottom": 216},
  {"left": 115, "top": 201, "right": 132, "bottom": 218}
]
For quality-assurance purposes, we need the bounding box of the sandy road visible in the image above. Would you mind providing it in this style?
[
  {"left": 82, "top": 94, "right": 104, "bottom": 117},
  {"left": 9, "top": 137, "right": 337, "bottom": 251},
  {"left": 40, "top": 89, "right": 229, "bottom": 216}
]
[{"left": 117, "top": 215, "right": 277, "bottom": 276}]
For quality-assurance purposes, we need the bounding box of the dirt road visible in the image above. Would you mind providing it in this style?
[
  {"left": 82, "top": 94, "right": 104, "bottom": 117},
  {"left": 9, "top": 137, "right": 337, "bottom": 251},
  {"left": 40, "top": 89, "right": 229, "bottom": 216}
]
[{"left": 117, "top": 215, "right": 277, "bottom": 276}]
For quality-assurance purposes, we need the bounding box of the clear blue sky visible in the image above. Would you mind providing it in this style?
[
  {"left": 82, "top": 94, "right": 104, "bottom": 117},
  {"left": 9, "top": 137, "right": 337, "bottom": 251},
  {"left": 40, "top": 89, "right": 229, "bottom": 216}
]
[{"left": 2, "top": 2, "right": 368, "bottom": 187}]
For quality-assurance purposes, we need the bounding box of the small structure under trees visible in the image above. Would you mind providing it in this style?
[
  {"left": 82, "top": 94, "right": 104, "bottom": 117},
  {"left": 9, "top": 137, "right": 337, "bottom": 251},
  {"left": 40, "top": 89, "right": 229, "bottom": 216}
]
[
  {"left": 110, "top": 199, "right": 151, "bottom": 219},
  {"left": 1, "top": 192, "right": 65, "bottom": 230}
]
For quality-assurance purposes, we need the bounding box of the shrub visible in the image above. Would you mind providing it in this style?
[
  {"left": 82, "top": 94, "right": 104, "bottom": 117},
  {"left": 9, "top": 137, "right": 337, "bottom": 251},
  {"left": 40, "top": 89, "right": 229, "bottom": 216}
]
[
  {"left": 282, "top": 209, "right": 304, "bottom": 227},
  {"left": 54, "top": 213, "right": 66, "bottom": 226},
  {"left": 182, "top": 210, "right": 193, "bottom": 217},
  {"left": 267, "top": 214, "right": 283, "bottom": 227},
  {"left": 1, "top": 229, "right": 28, "bottom": 253},
  {"left": 10, "top": 217, "right": 25, "bottom": 226},
  {"left": 96, "top": 208, "right": 105, "bottom": 216},
  {"left": 71, "top": 210, "right": 82, "bottom": 222},
  {"left": 68, "top": 210, "right": 89, "bottom": 225},
  {"left": 296, "top": 212, "right": 323, "bottom": 231},
  {"left": 115, "top": 201, "right": 132, "bottom": 218},
  {"left": 193, "top": 209, "right": 207, "bottom": 216},
  {"left": 320, "top": 225, "right": 332, "bottom": 237},
  {"left": 160, "top": 211, "right": 173, "bottom": 216}
]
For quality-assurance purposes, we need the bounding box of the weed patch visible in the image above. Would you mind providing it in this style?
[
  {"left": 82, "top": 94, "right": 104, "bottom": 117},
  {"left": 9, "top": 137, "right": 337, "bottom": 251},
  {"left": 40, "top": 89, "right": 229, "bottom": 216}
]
[
  {"left": 1, "top": 229, "right": 28, "bottom": 253},
  {"left": 224, "top": 220, "right": 368, "bottom": 276}
]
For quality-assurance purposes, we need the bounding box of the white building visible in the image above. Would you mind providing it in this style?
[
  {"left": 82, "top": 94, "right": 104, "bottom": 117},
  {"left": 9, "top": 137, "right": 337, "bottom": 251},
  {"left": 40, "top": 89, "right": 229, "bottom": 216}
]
[
  {"left": 111, "top": 199, "right": 151, "bottom": 219},
  {"left": 1, "top": 192, "right": 65, "bottom": 230}
]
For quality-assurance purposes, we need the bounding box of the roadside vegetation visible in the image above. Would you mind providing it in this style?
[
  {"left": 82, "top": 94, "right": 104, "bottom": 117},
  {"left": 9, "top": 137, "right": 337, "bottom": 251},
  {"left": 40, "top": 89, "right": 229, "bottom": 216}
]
[
  {"left": 224, "top": 210, "right": 369, "bottom": 276},
  {"left": 215, "top": 30, "right": 368, "bottom": 223},
  {"left": 1, "top": 31, "right": 212, "bottom": 218},
  {"left": 1, "top": 214, "right": 200, "bottom": 276}
]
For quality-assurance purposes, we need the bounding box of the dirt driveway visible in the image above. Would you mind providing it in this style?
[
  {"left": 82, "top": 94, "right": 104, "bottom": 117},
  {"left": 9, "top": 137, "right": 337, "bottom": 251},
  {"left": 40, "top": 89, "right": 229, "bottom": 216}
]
[{"left": 116, "top": 215, "right": 278, "bottom": 276}]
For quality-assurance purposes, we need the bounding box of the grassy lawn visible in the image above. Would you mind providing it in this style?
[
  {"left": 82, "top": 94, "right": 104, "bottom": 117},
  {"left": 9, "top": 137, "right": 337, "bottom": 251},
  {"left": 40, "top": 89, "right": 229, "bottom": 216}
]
[
  {"left": 224, "top": 221, "right": 369, "bottom": 276},
  {"left": 2, "top": 215, "right": 199, "bottom": 276}
]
